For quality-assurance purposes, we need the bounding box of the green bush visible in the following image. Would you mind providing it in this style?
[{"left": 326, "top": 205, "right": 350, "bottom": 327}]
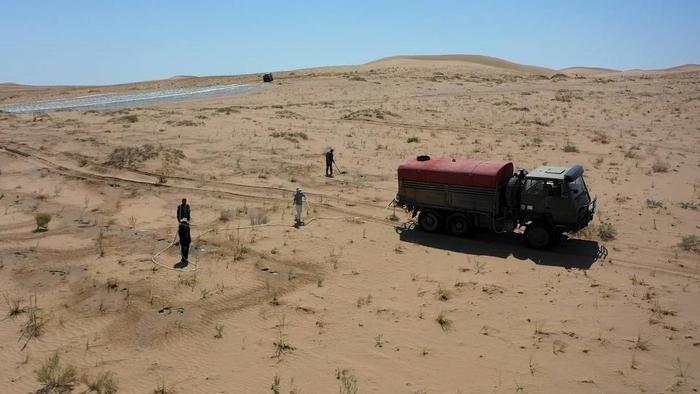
[
  {"left": 407, "top": 136, "right": 419, "bottom": 143},
  {"left": 679, "top": 235, "right": 699, "bottom": 251},
  {"left": 35, "top": 213, "right": 52, "bottom": 230}
]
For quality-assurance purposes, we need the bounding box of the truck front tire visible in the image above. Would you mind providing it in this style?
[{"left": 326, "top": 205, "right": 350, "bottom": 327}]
[
  {"left": 418, "top": 210, "right": 441, "bottom": 233},
  {"left": 524, "top": 222, "right": 553, "bottom": 249}
]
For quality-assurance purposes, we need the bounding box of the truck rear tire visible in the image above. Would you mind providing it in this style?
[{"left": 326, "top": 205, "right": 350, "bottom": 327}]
[
  {"left": 447, "top": 213, "right": 469, "bottom": 237},
  {"left": 524, "top": 222, "right": 553, "bottom": 249},
  {"left": 418, "top": 210, "right": 441, "bottom": 233}
]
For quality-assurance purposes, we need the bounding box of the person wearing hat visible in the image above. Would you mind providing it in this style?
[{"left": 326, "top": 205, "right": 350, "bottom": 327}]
[
  {"left": 325, "top": 148, "right": 335, "bottom": 177},
  {"left": 293, "top": 187, "right": 306, "bottom": 225},
  {"left": 177, "top": 198, "right": 191, "bottom": 223},
  {"left": 178, "top": 218, "right": 192, "bottom": 263}
]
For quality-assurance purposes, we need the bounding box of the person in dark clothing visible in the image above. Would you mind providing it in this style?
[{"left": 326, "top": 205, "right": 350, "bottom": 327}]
[
  {"left": 325, "top": 149, "right": 334, "bottom": 177},
  {"left": 178, "top": 218, "right": 191, "bottom": 262},
  {"left": 177, "top": 198, "right": 191, "bottom": 222}
]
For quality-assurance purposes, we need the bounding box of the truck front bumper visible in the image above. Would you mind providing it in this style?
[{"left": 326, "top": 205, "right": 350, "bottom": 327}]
[{"left": 572, "top": 197, "right": 596, "bottom": 231}]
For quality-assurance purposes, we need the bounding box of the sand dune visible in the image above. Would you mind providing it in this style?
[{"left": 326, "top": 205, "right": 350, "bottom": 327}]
[
  {"left": 559, "top": 66, "right": 619, "bottom": 75},
  {"left": 370, "top": 54, "right": 555, "bottom": 75}
]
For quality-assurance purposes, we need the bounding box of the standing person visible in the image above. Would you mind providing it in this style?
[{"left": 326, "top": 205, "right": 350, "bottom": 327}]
[
  {"left": 293, "top": 187, "right": 306, "bottom": 225},
  {"left": 325, "top": 148, "right": 334, "bottom": 177},
  {"left": 177, "top": 198, "right": 191, "bottom": 222},
  {"left": 178, "top": 218, "right": 191, "bottom": 263}
]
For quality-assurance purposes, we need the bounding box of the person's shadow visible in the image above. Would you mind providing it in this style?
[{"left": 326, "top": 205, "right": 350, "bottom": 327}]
[
  {"left": 173, "top": 259, "right": 189, "bottom": 269},
  {"left": 396, "top": 222, "right": 606, "bottom": 269}
]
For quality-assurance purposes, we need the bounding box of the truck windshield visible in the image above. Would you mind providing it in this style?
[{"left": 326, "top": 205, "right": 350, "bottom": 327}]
[{"left": 567, "top": 177, "right": 588, "bottom": 200}]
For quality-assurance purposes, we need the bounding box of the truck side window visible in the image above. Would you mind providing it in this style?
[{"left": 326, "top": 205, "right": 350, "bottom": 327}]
[{"left": 525, "top": 179, "right": 544, "bottom": 195}]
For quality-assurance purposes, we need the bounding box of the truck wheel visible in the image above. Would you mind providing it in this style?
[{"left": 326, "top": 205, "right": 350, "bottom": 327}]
[
  {"left": 524, "top": 222, "right": 553, "bottom": 249},
  {"left": 447, "top": 213, "right": 469, "bottom": 237},
  {"left": 418, "top": 210, "right": 441, "bottom": 233}
]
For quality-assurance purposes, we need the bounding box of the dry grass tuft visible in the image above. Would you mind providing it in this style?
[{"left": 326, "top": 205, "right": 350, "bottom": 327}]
[
  {"left": 631, "top": 334, "right": 650, "bottom": 351},
  {"left": 214, "top": 324, "right": 224, "bottom": 339},
  {"left": 436, "top": 311, "right": 452, "bottom": 332},
  {"left": 152, "top": 379, "right": 176, "bottom": 394},
  {"left": 651, "top": 158, "right": 669, "bottom": 173},
  {"left": 563, "top": 143, "right": 580, "bottom": 153},
  {"left": 598, "top": 222, "right": 617, "bottom": 241},
  {"left": 20, "top": 296, "right": 45, "bottom": 348},
  {"left": 4, "top": 294, "right": 26, "bottom": 318},
  {"left": 83, "top": 370, "right": 119, "bottom": 394},
  {"left": 36, "top": 352, "right": 78, "bottom": 393},
  {"left": 336, "top": 368, "right": 359, "bottom": 394},
  {"left": 435, "top": 286, "right": 453, "bottom": 301},
  {"left": 249, "top": 209, "right": 269, "bottom": 225}
]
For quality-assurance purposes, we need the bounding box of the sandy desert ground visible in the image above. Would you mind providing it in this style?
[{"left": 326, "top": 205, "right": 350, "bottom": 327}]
[{"left": 1, "top": 55, "right": 699, "bottom": 393}]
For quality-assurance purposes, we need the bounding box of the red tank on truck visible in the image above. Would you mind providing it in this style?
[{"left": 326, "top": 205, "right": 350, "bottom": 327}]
[{"left": 392, "top": 155, "right": 596, "bottom": 249}]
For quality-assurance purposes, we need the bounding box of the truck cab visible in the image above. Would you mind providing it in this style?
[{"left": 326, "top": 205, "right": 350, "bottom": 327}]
[{"left": 519, "top": 165, "right": 596, "bottom": 248}]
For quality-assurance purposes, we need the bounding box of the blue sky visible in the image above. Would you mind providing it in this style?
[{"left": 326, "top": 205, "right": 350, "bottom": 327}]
[{"left": 2, "top": 0, "right": 698, "bottom": 85}]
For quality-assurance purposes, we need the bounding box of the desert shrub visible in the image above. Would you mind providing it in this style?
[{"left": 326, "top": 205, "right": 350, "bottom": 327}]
[
  {"left": 678, "top": 235, "right": 699, "bottom": 251},
  {"left": 407, "top": 136, "right": 419, "bottom": 143},
  {"left": 106, "top": 144, "right": 184, "bottom": 169},
  {"left": 563, "top": 143, "right": 579, "bottom": 153},
  {"left": 109, "top": 114, "right": 138, "bottom": 123},
  {"left": 215, "top": 106, "right": 241, "bottom": 113},
  {"left": 270, "top": 131, "right": 308, "bottom": 142},
  {"left": 36, "top": 352, "right": 78, "bottom": 393},
  {"left": 652, "top": 158, "right": 669, "bottom": 173},
  {"left": 598, "top": 222, "right": 617, "bottom": 241},
  {"left": 219, "top": 210, "right": 232, "bottom": 222},
  {"left": 165, "top": 119, "right": 203, "bottom": 127},
  {"left": 106, "top": 144, "right": 157, "bottom": 168},
  {"left": 83, "top": 370, "right": 119, "bottom": 394},
  {"left": 342, "top": 108, "right": 399, "bottom": 120},
  {"left": 348, "top": 76, "right": 366, "bottom": 82},
  {"left": 249, "top": 209, "right": 269, "bottom": 225},
  {"left": 624, "top": 148, "right": 638, "bottom": 159},
  {"left": 554, "top": 89, "right": 581, "bottom": 102},
  {"left": 591, "top": 131, "right": 610, "bottom": 144},
  {"left": 35, "top": 213, "right": 52, "bottom": 231},
  {"left": 678, "top": 201, "right": 698, "bottom": 210},
  {"left": 645, "top": 199, "right": 663, "bottom": 208}
]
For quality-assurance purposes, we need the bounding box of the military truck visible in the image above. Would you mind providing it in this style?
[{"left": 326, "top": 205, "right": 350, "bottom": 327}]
[{"left": 394, "top": 155, "right": 596, "bottom": 249}]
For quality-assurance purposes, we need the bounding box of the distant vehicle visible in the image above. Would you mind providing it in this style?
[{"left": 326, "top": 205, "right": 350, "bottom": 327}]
[
  {"left": 393, "top": 155, "right": 596, "bottom": 249},
  {"left": 262, "top": 73, "right": 274, "bottom": 83}
]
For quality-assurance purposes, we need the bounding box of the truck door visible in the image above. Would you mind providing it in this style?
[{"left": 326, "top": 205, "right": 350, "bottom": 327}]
[
  {"left": 544, "top": 180, "right": 576, "bottom": 224},
  {"left": 521, "top": 179, "right": 546, "bottom": 219}
]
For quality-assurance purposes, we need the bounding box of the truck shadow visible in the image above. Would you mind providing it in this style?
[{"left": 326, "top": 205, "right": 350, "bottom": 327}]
[{"left": 396, "top": 224, "right": 606, "bottom": 270}]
